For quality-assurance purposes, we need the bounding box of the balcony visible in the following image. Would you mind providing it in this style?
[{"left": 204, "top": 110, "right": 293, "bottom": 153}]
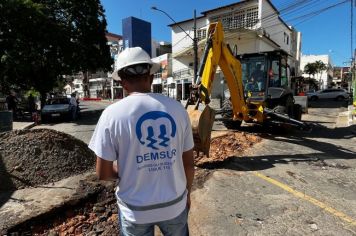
[{"left": 173, "top": 68, "right": 194, "bottom": 81}]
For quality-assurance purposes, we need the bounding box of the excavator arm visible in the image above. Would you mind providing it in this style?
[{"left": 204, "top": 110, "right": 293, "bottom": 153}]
[
  {"left": 187, "top": 22, "right": 247, "bottom": 156},
  {"left": 188, "top": 21, "right": 310, "bottom": 157},
  {"left": 198, "top": 22, "right": 247, "bottom": 121}
]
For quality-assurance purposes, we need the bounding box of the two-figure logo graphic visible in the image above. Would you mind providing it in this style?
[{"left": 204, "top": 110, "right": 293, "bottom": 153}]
[{"left": 135, "top": 111, "right": 176, "bottom": 150}]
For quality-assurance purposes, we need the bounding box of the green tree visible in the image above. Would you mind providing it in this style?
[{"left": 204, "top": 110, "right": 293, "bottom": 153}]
[
  {"left": 0, "top": 0, "right": 112, "bottom": 103},
  {"left": 314, "top": 60, "right": 327, "bottom": 81},
  {"left": 304, "top": 63, "right": 317, "bottom": 78}
]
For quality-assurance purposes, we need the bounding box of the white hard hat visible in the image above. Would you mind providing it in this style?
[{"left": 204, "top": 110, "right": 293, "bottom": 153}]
[{"left": 113, "top": 47, "right": 160, "bottom": 81}]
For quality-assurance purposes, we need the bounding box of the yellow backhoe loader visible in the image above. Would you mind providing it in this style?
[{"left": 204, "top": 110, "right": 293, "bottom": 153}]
[{"left": 187, "top": 21, "right": 310, "bottom": 156}]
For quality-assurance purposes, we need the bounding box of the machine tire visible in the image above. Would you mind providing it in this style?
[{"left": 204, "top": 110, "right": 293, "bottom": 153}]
[{"left": 222, "top": 98, "right": 242, "bottom": 129}]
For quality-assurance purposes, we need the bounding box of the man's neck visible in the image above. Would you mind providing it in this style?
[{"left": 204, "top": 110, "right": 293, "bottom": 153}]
[{"left": 128, "top": 89, "right": 151, "bottom": 94}]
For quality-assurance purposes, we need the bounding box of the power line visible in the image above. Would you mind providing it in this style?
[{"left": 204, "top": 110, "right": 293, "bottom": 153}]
[
  {"left": 172, "top": 0, "right": 349, "bottom": 49},
  {"left": 285, "top": 0, "right": 350, "bottom": 22}
]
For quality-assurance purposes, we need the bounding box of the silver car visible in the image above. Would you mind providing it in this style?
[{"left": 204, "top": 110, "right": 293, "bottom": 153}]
[
  {"left": 307, "top": 89, "right": 349, "bottom": 101},
  {"left": 41, "top": 97, "right": 71, "bottom": 122}
]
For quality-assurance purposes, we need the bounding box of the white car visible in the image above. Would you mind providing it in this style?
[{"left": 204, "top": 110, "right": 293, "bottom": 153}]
[
  {"left": 41, "top": 97, "right": 72, "bottom": 122},
  {"left": 307, "top": 89, "right": 349, "bottom": 101}
]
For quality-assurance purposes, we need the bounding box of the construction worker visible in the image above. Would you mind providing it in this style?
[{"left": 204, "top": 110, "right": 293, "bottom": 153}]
[
  {"left": 89, "top": 47, "right": 195, "bottom": 236},
  {"left": 245, "top": 77, "right": 259, "bottom": 92}
]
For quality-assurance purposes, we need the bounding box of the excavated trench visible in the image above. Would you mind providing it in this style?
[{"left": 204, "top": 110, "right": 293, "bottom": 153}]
[{"left": 1, "top": 130, "right": 261, "bottom": 235}]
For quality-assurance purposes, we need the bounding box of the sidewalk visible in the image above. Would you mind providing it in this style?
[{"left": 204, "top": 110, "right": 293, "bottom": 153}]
[{"left": 12, "top": 121, "right": 35, "bottom": 130}]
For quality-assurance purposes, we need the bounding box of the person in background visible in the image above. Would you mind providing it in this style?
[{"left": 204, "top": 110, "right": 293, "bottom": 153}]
[
  {"left": 251, "top": 64, "right": 264, "bottom": 90},
  {"left": 69, "top": 93, "right": 78, "bottom": 120},
  {"left": 6, "top": 92, "right": 18, "bottom": 118},
  {"left": 89, "top": 47, "right": 194, "bottom": 236},
  {"left": 28, "top": 94, "right": 36, "bottom": 113},
  {"left": 245, "top": 77, "right": 259, "bottom": 92}
]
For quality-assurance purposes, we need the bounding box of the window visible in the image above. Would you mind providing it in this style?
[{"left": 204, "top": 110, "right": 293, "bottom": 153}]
[
  {"left": 209, "top": 7, "right": 259, "bottom": 31},
  {"left": 232, "top": 10, "right": 245, "bottom": 29},
  {"left": 241, "top": 57, "right": 266, "bottom": 92},
  {"left": 284, "top": 32, "right": 289, "bottom": 45},
  {"left": 197, "top": 29, "right": 207, "bottom": 40},
  {"left": 221, "top": 13, "right": 232, "bottom": 30},
  {"left": 246, "top": 7, "right": 258, "bottom": 28},
  {"left": 270, "top": 60, "right": 280, "bottom": 87}
]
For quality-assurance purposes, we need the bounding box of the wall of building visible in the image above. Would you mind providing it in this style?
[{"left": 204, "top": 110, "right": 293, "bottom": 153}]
[
  {"left": 152, "top": 41, "right": 172, "bottom": 58},
  {"left": 300, "top": 54, "right": 333, "bottom": 89},
  {"left": 171, "top": 17, "right": 207, "bottom": 56},
  {"left": 169, "top": 1, "right": 301, "bottom": 100},
  {"left": 122, "top": 17, "right": 152, "bottom": 56},
  {"left": 261, "top": 0, "right": 291, "bottom": 54},
  {"left": 207, "top": 0, "right": 260, "bottom": 30}
]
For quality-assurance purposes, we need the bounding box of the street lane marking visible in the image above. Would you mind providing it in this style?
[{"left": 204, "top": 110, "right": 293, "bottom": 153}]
[{"left": 234, "top": 163, "right": 356, "bottom": 226}]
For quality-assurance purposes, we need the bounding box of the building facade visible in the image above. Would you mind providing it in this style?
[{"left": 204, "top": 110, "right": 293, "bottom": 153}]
[
  {"left": 169, "top": 0, "right": 302, "bottom": 100},
  {"left": 300, "top": 54, "right": 333, "bottom": 90},
  {"left": 333, "top": 66, "right": 351, "bottom": 91},
  {"left": 122, "top": 17, "right": 152, "bottom": 56}
]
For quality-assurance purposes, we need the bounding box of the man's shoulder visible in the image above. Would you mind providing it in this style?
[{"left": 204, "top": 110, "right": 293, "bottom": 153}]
[{"left": 153, "top": 94, "right": 182, "bottom": 105}]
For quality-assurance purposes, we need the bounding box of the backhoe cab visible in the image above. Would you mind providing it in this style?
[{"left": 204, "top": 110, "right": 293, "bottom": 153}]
[
  {"left": 223, "top": 50, "right": 303, "bottom": 129},
  {"left": 187, "top": 21, "right": 309, "bottom": 156}
]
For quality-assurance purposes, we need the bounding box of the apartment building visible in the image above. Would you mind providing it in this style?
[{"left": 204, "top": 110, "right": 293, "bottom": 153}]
[
  {"left": 169, "top": 0, "right": 302, "bottom": 100},
  {"left": 300, "top": 54, "right": 333, "bottom": 90}
]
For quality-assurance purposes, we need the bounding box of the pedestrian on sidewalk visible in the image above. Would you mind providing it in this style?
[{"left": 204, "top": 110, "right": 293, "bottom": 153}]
[
  {"left": 6, "top": 91, "right": 18, "bottom": 119},
  {"left": 89, "top": 47, "right": 195, "bottom": 236},
  {"left": 69, "top": 93, "right": 78, "bottom": 120},
  {"left": 28, "top": 94, "right": 39, "bottom": 123}
]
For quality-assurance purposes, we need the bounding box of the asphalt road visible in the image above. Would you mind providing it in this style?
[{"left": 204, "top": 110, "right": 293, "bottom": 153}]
[
  {"left": 190, "top": 102, "right": 356, "bottom": 235},
  {"left": 34, "top": 100, "right": 110, "bottom": 144}
]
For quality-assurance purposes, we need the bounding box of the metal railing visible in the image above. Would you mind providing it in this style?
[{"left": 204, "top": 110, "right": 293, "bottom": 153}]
[{"left": 173, "top": 68, "right": 194, "bottom": 81}]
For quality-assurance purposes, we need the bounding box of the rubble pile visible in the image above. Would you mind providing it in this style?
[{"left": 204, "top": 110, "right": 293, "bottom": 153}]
[
  {"left": 0, "top": 129, "right": 96, "bottom": 191},
  {"left": 33, "top": 183, "right": 118, "bottom": 235},
  {"left": 2, "top": 129, "right": 260, "bottom": 234},
  {"left": 9, "top": 181, "right": 119, "bottom": 235},
  {"left": 195, "top": 131, "right": 261, "bottom": 166}
]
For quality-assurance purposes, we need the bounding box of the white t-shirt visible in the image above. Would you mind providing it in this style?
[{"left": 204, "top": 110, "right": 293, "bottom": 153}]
[{"left": 89, "top": 93, "right": 194, "bottom": 224}]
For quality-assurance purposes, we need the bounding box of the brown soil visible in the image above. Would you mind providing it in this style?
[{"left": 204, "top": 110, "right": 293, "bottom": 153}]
[
  {"left": 4, "top": 129, "right": 261, "bottom": 235},
  {"left": 0, "top": 129, "right": 96, "bottom": 191},
  {"left": 195, "top": 131, "right": 262, "bottom": 166},
  {"left": 10, "top": 180, "right": 119, "bottom": 236}
]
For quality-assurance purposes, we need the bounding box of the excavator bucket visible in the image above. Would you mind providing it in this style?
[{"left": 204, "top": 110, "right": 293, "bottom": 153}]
[{"left": 187, "top": 105, "right": 215, "bottom": 157}]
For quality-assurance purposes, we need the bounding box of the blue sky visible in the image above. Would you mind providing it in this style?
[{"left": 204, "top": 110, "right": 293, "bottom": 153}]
[{"left": 101, "top": 0, "right": 355, "bottom": 66}]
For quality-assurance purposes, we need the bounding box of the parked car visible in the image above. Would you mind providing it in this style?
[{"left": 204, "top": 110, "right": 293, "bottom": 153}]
[
  {"left": 41, "top": 97, "right": 71, "bottom": 122},
  {"left": 306, "top": 89, "right": 349, "bottom": 101}
]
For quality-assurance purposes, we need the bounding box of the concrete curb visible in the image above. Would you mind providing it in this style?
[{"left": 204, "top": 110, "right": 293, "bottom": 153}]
[
  {"left": 0, "top": 173, "right": 110, "bottom": 234},
  {"left": 336, "top": 105, "right": 355, "bottom": 128},
  {"left": 22, "top": 122, "right": 36, "bottom": 130}
]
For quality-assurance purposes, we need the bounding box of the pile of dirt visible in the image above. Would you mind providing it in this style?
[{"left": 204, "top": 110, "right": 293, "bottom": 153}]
[
  {"left": 8, "top": 180, "right": 119, "bottom": 235},
  {"left": 0, "top": 129, "right": 96, "bottom": 191},
  {"left": 195, "top": 131, "right": 262, "bottom": 166}
]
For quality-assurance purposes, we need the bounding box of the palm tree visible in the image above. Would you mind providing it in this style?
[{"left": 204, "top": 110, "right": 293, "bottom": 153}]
[
  {"left": 314, "top": 60, "right": 327, "bottom": 79},
  {"left": 304, "top": 63, "right": 317, "bottom": 79},
  {"left": 314, "top": 60, "right": 327, "bottom": 89}
]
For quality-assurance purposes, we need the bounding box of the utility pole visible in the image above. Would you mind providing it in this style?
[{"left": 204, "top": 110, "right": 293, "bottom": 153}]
[
  {"left": 193, "top": 10, "right": 198, "bottom": 85},
  {"left": 151, "top": 7, "right": 199, "bottom": 97},
  {"left": 352, "top": 1, "right": 356, "bottom": 108},
  {"left": 353, "top": 49, "right": 356, "bottom": 109}
]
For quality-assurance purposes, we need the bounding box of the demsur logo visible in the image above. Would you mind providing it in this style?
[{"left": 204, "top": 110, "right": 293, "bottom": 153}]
[{"left": 135, "top": 111, "right": 176, "bottom": 150}]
